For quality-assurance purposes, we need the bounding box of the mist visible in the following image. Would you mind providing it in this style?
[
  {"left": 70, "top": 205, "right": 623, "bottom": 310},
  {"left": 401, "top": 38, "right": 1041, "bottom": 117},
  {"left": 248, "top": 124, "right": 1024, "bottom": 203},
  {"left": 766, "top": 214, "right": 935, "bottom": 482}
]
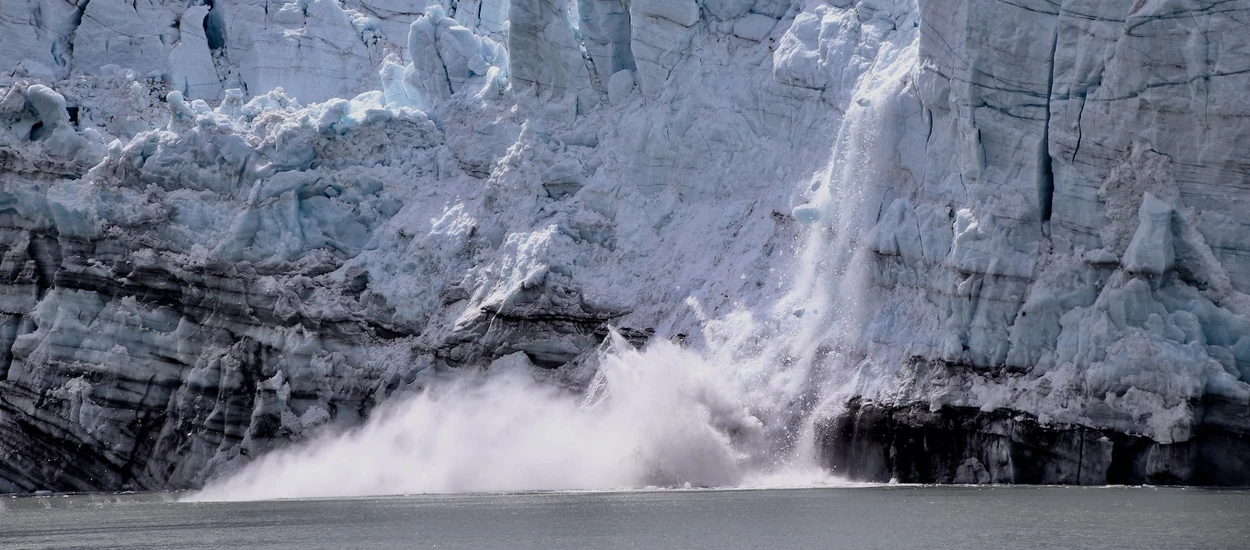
[{"left": 187, "top": 334, "right": 840, "bottom": 501}]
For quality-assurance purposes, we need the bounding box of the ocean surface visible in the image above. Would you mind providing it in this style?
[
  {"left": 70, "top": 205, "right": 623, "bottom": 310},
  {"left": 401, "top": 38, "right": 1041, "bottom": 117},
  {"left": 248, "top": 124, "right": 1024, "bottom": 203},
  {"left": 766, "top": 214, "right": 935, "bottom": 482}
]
[{"left": 3, "top": 486, "right": 1247, "bottom": 549}]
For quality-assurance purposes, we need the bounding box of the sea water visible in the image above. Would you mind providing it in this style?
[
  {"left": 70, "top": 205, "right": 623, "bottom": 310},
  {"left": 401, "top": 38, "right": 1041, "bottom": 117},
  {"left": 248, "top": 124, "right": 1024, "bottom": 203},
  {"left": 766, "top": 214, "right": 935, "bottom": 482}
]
[{"left": 3, "top": 486, "right": 1247, "bottom": 549}]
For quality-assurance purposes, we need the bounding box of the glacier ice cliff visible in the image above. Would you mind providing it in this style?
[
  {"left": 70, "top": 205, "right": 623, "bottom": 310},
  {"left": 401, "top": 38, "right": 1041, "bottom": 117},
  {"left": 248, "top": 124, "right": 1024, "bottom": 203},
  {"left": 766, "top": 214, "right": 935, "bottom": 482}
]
[{"left": 0, "top": 0, "right": 1248, "bottom": 493}]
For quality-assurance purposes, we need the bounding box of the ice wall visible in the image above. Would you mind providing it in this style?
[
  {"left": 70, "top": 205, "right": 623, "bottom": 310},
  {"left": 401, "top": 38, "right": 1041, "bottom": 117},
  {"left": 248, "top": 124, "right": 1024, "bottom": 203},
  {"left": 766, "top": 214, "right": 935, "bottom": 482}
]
[
  {"left": 827, "top": 0, "right": 1250, "bottom": 484},
  {"left": 1, "top": 0, "right": 418, "bottom": 103},
  {"left": 1, "top": 0, "right": 1249, "bottom": 492}
]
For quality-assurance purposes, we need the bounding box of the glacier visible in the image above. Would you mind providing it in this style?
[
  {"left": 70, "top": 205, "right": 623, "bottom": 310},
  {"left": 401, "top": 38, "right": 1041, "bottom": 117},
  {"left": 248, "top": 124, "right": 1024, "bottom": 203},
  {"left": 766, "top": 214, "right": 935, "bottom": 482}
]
[{"left": 0, "top": 0, "right": 1248, "bottom": 495}]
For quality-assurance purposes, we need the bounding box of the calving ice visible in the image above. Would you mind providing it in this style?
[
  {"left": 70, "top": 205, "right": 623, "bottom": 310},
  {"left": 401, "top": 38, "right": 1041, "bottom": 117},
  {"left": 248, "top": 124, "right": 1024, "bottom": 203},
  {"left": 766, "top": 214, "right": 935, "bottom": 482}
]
[{"left": 0, "top": 0, "right": 1247, "bottom": 497}]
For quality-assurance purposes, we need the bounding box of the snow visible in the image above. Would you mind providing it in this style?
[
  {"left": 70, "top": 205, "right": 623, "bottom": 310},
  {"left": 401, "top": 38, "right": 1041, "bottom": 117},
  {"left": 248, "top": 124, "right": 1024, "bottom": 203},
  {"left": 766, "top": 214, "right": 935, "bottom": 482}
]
[{"left": 1, "top": 0, "right": 1250, "bottom": 493}]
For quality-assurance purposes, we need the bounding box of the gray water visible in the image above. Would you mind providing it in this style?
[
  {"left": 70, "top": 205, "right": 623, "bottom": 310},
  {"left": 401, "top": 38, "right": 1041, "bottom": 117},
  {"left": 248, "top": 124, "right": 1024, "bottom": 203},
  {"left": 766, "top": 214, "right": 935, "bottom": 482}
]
[{"left": 2, "top": 486, "right": 1247, "bottom": 549}]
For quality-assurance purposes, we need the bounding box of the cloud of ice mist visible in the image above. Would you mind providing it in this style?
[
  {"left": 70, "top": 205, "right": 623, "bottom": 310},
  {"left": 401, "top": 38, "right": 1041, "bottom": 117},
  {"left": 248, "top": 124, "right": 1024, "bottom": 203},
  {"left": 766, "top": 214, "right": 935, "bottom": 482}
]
[{"left": 188, "top": 335, "right": 791, "bottom": 502}]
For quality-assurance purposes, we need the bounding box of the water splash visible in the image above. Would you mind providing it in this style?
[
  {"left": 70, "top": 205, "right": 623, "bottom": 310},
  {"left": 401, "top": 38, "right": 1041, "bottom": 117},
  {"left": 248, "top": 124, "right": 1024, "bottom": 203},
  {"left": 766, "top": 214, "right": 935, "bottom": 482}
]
[
  {"left": 189, "top": 31, "right": 919, "bottom": 504},
  {"left": 192, "top": 336, "right": 761, "bottom": 501}
]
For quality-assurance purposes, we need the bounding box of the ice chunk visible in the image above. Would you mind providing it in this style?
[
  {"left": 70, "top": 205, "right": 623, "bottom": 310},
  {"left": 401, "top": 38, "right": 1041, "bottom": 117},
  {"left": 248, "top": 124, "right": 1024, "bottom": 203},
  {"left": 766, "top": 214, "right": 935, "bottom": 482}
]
[
  {"left": 510, "top": 0, "right": 596, "bottom": 111},
  {"left": 773, "top": 9, "right": 831, "bottom": 90},
  {"left": 733, "top": 14, "right": 777, "bottom": 42},
  {"left": 577, "top": 0, "right": 637, "bottom": 76},
  {"left": 168, "top": 6, "right": 224, "bottom": 100},
  {"left": 607, "top": 70, "right": 636, "bottom": 105},
  {"left": 468, "top": 54, "right": 490, "bottom": 76},
  {"left": 379, "top": 58, "right": 424, "bottom": 110},
  {"left": 792, "top": 204, "right": 821, "bottom": 225},
  {"left": 405, "top": 6, "right": 509, "bottom": 108},
  {"left": 1123, "top": 193, "right": 1175, "bottom": 276},
  {"left": 24, "top": 84, "right": 90, "bottom": 160},
  {"left": 25, "top": 85, "right": 71, "bottom": 128}
]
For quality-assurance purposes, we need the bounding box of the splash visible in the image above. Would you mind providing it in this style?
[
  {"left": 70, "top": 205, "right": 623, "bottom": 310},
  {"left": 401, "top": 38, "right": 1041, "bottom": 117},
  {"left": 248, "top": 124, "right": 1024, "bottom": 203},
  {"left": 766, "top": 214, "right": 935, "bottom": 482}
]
[
  {"left": 193, "top": 336, "right": 764, "bottom": 501},
  {"left": 189, "top": 31, "right": 919, "bottom": 504}
]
